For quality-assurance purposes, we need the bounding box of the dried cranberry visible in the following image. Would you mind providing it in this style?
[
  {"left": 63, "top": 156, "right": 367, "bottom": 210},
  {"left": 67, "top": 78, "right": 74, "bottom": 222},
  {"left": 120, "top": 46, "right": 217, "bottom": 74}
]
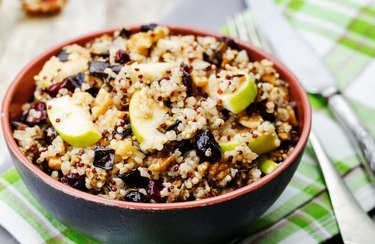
[
  {"left": 89, "top": 61, "right": 110, "bottom": 79},
  {"left": 123, "top": 191, "right": 149, "bottom": 202},
  {"left": 93, "top": 147, "right": 115, "bottom": 170},
  {"left": 85, "top": 87, "right": 100, "bottom": 97},
  {"left": 46, "top": 73, "right": 85, "bottom": 97},
  {"left": 22, "top": 102, "right": 47, "bottom": 126},
  {"left": 147, "top": 180, "right": 164, "bottom": 202},
  {"left": 119, "top": 169, "right": 149, "bottom": 188},
  {"left": 180, "top": 63, "right": 193, "bottom": 96},
  {"left": 140, "top": 23, "right": 157, "bottom": 32},
  {"left": 119, "top": 28, "right": 132, "bottom": 38},
  {"left": 56, "top": 50, "right": 69, "bottom": 62},
  {"left": 114, "top": 49, "right": 130, "bottom": 64},
  {"left": 218, "top": 36, "right": 240, "bottom": 50},
  {"left": 110, "top": 65, "right": 123, "bottom": 74},
  {"left": 195, "top": 129, "right": 221, "bottom": 162}
]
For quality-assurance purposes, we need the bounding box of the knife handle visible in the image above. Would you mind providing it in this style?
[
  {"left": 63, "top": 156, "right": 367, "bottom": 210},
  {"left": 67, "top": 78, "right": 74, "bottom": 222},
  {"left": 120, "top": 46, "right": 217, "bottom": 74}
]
[{"left": 327, "top": 92, "right": 375, "bottom": 182}]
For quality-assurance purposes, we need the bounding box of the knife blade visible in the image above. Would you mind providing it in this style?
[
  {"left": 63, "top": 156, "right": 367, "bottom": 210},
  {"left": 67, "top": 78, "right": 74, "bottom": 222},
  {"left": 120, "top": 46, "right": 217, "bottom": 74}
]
[{"left": 246, "top": 0, "right": 375, "bottom": 182}]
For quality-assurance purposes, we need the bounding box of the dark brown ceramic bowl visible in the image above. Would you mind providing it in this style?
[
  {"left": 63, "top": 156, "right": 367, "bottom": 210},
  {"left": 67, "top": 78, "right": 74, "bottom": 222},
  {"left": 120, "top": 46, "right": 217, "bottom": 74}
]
[{"left": 1, "top": 25, "right": 311, "bottom": 243}]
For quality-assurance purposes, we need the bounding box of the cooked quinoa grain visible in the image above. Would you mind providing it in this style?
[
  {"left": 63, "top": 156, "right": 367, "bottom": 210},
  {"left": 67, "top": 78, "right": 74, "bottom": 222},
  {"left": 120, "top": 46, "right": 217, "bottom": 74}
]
[{"left": 13, "top": 25, "right": 299, "bottom": 203}]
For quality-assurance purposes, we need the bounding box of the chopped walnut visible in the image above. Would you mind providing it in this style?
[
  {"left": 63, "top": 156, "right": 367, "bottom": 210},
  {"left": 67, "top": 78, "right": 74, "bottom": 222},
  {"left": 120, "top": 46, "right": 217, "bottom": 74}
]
[
  {"left": 22, "top": 0, "right": 67, "bottom": 15},
  {"left": 148, "top": 156, "right": 176, "bottom": 172}
]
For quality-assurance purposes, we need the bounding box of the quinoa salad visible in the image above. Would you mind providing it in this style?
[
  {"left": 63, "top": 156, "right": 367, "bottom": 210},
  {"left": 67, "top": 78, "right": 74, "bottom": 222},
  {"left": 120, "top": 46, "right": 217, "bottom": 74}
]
[{"left": 12, "top": 24, "right": 299, "bottom": 203}]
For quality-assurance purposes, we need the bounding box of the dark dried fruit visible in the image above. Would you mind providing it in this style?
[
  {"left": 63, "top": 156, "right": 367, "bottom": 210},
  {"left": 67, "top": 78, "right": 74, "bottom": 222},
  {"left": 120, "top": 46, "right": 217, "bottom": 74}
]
[
  {"left": 61, "top": 173, "right": 86, "bottom": 191},
  {"left": 113, "top": 124, "right": 132, "bottom": 139},
  {"left": 180, "top": 63, "right": 193, "bottom": 96},
  {"left": 246, "top": 102, "right": 275, "bottom": 122},
  {"left": 119, "top": 28, "right": 131, "bottom": 38},
  {"left": 43, "top": 126, "right": 57, "bottom": 144},
  {"left": 119, "top": 169, "right": 149, "bottom": 188},
  {"left": 85, "top": 87, "right": 100, "bottom": 97},
  {"left": 93, "top": 147, "right": 115, "bottom": 170},
  {"left": 90, "top": 51, "right": 110, "bottom": 58},
  {"left": 157, "top": 119, "right": 181, "bottom": 134},
  {"left": 56, "top": 50, "right": 69, "bottom": 62},
  {"left": 195, "top": 129, "right": 222, "bottom": 162},
  {"left": 89, "top": 61, "right": 110, "bottom": 79},
  {"left": 140, "top": 23, "right": 157, "bottom": 32},
  {"left": 114, "top": 49, "right": 130, "bottom": 64},
  {"left": 161, "top": 139, "right": 194, "bottom": 156},
  {"left": 46, "top": 72, "right": 85, "bottom": 97},
  {"left": 11, "top": 121, "right": 27, "bottom": 131},
  {"left": 218, "top": 36, "right": 240, "bottom": 50},
  {"left": 147, "top": 180, "right": 164, "bottom": 202},
  {"left": 22, "top": 102, "right": 47, "bottom": 126},
  {"left": 110, "top": 65, "right": 123, "bottom": 74},
  {"left": 123, "top": 191, "right": 149, "bottom": 202}
]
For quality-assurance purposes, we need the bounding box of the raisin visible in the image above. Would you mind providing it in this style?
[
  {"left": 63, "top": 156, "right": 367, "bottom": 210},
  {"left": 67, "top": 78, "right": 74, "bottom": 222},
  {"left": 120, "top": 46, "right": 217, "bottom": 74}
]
[
  {"left": 93, "top": 147, "right": 115, "bottom": 170},
  {"left": 123, "top": 191, "right": 149, "bottom": 202},
  {"left": 119, "top": 169, "right": 149, "bottom": 188},
  {"left": 90, "top": 51, "right": 110, "bottom": 58},
  {"left": 195, "top": 129, "right": 221, "bottom": 162},
  {"left": 56, "top": 50, "right": 69, "bottom": 62},
  {"left": 110, "top": 65, "right": 123, "bottom": 74},
  {"left": 218, "top": 36, "right": 240, "bottom": 50},
  {"left": 119, "top": 28, "right": 131, "bottom": 38},
  {"left": 43, "top": 126, "right": 57, "bottom": 144},
  {"left": 180, "top": 63, "right": 193, "bottom": 96},
  {"left": 89, "top": 61, "right": 110, "bottom": 79},
  {"left": 147, "top": 180, "right": 165, "bottom": 202},
  {"left": 140, "top": 23, "right": 157, "bottom": 32},
  {"left": 113, "top": 124, "right": 132, "bottom": 139},
  {"left": 22, "top": 102, "right": 47, "bottom": 126},
  {"left": 114, "top": 49, "right": 130, "bottom": 64},
  {"left": 85, "top": 87, "right": 100, "bottom": 97},
  {"left": 61, "top": 173, "right": 86, "bottom": 191},
  {"left": 46, "top": 72, "right": 85, "bottom": 97}
]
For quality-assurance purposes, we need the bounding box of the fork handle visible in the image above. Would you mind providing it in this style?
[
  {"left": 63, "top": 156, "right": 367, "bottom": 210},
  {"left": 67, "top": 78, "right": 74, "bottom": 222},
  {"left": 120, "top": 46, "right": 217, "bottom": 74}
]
[
  {"left": 325, "top": 91, "right": 375, "bottom": 183},
  {"left": 309, "top": 132, "right": 375, "bottom": 243}
]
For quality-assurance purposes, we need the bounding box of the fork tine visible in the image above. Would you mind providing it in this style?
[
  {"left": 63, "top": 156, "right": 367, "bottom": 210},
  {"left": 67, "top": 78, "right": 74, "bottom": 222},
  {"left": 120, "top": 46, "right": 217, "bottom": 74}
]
[
  {"left": 234, "top": 13, "right": 250, "bottom": 42},
  {"left": 227, "top": 10, "right": 274, "bottom": 53},
  {"left": 226, "top": 16, "right": 238, "bottom": 38}
]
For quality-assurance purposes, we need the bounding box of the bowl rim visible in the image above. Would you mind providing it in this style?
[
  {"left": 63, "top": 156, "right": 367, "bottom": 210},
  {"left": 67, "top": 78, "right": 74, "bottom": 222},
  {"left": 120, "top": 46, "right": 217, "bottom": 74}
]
[{"left": 1, "top": 25, "right": 311, "bottom": 210}]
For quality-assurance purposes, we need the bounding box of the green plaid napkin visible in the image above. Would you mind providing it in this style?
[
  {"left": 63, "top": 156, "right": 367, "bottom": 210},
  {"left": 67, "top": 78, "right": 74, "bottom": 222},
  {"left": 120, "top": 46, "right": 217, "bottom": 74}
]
[{"left": 1, "top": 0, "right": 375, "bottom": 243}]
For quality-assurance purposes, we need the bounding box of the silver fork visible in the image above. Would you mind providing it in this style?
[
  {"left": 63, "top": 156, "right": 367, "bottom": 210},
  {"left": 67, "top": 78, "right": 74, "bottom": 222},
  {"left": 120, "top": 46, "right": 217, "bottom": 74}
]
[{"left": 227, "top": 11, "right": 375, "bottom": 244}]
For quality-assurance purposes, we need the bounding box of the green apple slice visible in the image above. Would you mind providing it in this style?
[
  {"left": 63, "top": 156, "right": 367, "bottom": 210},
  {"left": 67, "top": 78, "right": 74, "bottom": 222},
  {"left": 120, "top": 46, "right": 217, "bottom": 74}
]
[
  {"left": 130, "top": 90, "right": 169, "bottom": 151},
  {"left": 259, "top": 156, "right": 278, "bottom": 174},
  {"left": 47, "top": 95, "right": 101, "bottom": 147},
  {"left": 206, "top": 73, "right": 257, "bottom": 114},
  {"left": 127, "top": 62, "right": 175, "bottom": 83},
  {"left": 248, "top": 131, "right": 280, "bottom": 155},
  {"left": 220, "top": 140, "right": 240, "bottom": 152}
]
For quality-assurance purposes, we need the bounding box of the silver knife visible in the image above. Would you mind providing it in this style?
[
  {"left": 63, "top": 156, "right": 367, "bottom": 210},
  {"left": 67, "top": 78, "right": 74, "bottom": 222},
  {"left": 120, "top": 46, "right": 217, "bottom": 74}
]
[{"left": 246, "top": 0, "right": 375, "bottom": 182}]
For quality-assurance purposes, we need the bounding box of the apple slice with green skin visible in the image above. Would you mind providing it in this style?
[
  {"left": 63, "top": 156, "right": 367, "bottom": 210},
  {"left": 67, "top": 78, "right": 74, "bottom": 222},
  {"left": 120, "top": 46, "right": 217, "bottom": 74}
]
[
  {"left": 259, "top": 156, "right": 279, "bottom": 174},
  {"left": 127, "top": 62, "right": 175, "bottom": 83},
  {"left": 220, "top": 140, "right": 240, "bottom": 152},
  {"left": 205, "top": 73, "right": 257, "bottom": 114},
  {"left": 47, "top": 95, "right": 101, "bottom": 147},
  {"left": 130, "top": 90, "right": 169, "bottom": 152},
  {"left": 248, "top": 131, "right": 280, "bottom": 155}
]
